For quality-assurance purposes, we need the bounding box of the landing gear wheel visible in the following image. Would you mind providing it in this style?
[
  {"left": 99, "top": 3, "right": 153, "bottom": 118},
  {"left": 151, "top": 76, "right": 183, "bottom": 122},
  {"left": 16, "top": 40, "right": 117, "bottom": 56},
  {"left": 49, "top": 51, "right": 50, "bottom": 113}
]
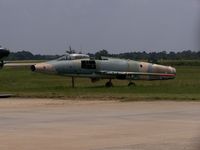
[
  {"left": 105, "top": 81, "right": 113, "bottom": 87},
  {"left": 128, "top": 82, "right": 136, "bottom": 86}
]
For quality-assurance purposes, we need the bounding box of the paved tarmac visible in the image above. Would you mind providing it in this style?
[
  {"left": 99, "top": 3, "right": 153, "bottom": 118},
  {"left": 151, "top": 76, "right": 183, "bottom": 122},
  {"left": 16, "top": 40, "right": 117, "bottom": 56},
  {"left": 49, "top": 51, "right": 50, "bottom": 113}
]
[
  {"left": 5, "top": 62, "right": 35, "bottom": 67},
  {"left": 0, "top": 98, "right": 200, "bottom": 150}
]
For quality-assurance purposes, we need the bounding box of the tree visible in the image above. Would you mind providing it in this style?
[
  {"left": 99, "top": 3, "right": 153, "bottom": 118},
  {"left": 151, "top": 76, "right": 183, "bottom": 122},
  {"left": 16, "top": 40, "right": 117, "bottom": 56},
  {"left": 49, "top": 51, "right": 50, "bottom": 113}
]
[{"left": 95, "top": 49, "right": 109, "bottom": 58}]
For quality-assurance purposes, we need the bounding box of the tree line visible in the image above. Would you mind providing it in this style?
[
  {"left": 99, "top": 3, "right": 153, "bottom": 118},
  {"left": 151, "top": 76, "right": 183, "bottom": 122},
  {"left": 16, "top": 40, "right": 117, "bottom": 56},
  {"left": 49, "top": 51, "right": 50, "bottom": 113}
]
[
  {"left": 91, "top": 49, "right": 200, "bottom": 63},
  {"left": 6, "top": 49, "right": 200, "bottom": 63},
  {"left": 7, "top": 51, "right": 60, "bottom": 60}
]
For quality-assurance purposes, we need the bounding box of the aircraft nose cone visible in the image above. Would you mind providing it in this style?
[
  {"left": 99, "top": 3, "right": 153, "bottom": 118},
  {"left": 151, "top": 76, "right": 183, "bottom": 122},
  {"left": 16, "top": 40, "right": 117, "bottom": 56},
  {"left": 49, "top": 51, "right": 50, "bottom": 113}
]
[
  {"left": 173, "top": 67, "right": 176, "bottom": 75},
  {"left": 3, "top": 50, "right": 10, "bottom": 57},
  {"left": 170, "top": 67, "right": 176, "bottom": 79},
  {"left": 0, "top": 49, "right": 10, "bottom": 59}
]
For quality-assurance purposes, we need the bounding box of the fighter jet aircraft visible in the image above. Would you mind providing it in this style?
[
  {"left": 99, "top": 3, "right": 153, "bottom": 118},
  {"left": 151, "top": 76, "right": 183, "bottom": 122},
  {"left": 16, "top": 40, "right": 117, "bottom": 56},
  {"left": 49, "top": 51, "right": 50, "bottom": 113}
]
[
  {"left": 31, "top": 53, "right": 176, "bottom": 87},
  {"left": 0, "top": 46, "right": 10, "bottom": 69}
]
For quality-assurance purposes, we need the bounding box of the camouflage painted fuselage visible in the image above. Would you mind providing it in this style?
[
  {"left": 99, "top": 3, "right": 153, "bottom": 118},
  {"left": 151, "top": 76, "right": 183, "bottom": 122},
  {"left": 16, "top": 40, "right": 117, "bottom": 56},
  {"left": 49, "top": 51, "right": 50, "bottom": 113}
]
[{"left": 32, "top": 57, "right": 176, "bottom": 81}]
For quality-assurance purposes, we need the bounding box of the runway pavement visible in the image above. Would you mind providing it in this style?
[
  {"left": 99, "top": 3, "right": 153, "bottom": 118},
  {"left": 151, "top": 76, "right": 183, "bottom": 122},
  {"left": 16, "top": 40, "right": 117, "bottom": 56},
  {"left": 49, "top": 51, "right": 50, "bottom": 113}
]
[
  {"left": 4, "top": 62, "right": 35, "bottom": 67},
  {"left": 0, "top": 98, "right": 200, "bottom": 150}
]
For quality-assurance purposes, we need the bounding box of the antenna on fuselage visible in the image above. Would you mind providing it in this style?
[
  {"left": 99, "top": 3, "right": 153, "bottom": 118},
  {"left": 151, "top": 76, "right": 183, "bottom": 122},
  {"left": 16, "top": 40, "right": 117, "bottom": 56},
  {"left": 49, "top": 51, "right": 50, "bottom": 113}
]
[{"left": 66, "top": 45, "right": 75, "bottom": 54}]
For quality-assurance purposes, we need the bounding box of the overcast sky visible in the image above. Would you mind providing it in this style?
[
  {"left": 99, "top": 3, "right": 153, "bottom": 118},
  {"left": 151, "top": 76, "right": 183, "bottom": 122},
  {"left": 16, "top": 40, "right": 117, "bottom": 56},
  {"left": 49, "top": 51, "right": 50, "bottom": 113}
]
[{"left": 0, "top": 0, "right": 200, "bottom": 54}]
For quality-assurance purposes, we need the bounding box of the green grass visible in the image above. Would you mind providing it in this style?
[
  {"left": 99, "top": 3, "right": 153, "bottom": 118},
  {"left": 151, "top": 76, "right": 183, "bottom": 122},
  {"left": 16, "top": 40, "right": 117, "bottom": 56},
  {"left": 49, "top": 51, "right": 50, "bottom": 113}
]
[{"left": 0, "top": 66, "right": 200, "bottom": 101}]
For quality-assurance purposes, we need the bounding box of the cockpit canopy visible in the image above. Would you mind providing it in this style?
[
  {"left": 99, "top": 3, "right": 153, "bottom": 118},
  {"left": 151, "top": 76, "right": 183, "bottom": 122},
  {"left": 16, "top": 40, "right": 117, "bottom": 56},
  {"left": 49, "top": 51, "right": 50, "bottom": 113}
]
[{"left": 57, "top": 53, "right": 90, "bottom": 61}]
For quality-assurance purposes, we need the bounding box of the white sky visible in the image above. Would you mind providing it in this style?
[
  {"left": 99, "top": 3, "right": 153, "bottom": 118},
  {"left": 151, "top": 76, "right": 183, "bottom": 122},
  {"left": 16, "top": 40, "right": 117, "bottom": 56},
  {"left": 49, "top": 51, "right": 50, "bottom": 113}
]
[{"left": 0, "top": 0, "right": 200, "bottom": 54}]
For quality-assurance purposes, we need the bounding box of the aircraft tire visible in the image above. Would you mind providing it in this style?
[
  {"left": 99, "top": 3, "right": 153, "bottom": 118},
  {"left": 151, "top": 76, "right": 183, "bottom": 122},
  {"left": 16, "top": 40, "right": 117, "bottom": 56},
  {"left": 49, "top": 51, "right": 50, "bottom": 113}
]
[
  {"left": 128, "top": 82, "right": 136, "bottom": 87},
  {"left": 105, "top": 81, "right": 113, "bottom": 87}
]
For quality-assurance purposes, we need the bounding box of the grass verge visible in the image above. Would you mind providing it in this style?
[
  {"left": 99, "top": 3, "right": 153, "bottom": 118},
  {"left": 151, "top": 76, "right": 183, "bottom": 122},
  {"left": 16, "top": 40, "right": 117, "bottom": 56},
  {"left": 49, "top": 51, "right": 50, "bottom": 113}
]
[{"left": 0, "top": 66, "right": 199, "bottom": 101}]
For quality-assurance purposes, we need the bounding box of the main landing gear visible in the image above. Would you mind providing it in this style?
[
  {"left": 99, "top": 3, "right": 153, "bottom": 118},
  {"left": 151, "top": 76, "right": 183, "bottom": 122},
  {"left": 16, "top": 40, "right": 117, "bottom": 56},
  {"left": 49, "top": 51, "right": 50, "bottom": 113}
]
[
  {"left": 105, "top": 79, "right": 113, "bottom": 87},
  {"left": 128, "top": 81, "right": 136, "bottom": 86},
  {"left": 105, "top": 80, "right": 136, "bottom": 87},
  {"left": 72, "top": 77, "right": 75, "bottom": 88}
]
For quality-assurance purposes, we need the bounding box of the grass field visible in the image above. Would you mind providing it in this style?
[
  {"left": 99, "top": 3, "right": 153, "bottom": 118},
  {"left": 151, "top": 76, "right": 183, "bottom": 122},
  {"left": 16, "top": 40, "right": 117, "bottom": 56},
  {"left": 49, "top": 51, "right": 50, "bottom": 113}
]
[{"left": 0, "top": 65, "right": 200, "bottom": 101}]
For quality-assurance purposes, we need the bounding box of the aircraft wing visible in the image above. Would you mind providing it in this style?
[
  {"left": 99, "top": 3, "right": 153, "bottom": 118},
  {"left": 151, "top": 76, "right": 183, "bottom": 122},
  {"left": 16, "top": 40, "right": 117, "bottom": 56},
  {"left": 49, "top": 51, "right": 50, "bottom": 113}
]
[{"left": 97, "top": 70, "right": 175, "bottom": 77}]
